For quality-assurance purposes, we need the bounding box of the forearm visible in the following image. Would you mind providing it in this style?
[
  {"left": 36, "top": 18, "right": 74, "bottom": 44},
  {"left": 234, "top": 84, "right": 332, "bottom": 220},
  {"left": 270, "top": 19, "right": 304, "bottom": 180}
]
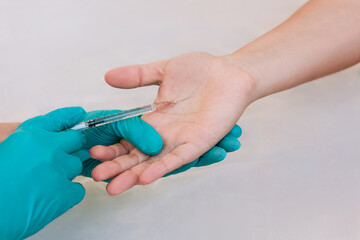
[
  {"left": 225, "top": 0, "right": 360, "bottom": 100},
  {"left": 0, "top": 123, "right": 21, "bottom": 142}
]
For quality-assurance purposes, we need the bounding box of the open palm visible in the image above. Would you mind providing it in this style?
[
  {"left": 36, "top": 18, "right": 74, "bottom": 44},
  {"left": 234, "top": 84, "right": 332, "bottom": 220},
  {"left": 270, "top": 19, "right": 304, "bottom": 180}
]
[{"left": 91, "top": 52, "right": 254, "bottom": 195}]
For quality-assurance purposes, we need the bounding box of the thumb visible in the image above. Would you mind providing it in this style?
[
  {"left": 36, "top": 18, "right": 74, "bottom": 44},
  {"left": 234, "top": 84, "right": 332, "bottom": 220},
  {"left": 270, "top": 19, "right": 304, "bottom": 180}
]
[
  {"left": 66, "top": 182, "right": 86, "bottom": 208},
  {"left": 108, "top": 117, "right": 163, "bottom": 155},
  {"left": 105, "top": 60, "right": 169, "bottom": 89}
]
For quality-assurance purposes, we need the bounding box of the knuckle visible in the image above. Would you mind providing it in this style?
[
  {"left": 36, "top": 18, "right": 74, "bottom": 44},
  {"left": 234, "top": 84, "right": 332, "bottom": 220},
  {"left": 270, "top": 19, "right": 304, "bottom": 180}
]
[
  {"left": 128, "top": 152, "right": 141, "bottom": 165},
  {"left": 171, "top": 151, "right": 187, "bottom": 165}
]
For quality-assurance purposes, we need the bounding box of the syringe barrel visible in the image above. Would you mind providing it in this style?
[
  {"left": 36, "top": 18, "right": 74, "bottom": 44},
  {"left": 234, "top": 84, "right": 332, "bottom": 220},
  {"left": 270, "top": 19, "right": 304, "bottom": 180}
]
[{"left": 84, "top": 104, "right": 155, "bottom": 128}]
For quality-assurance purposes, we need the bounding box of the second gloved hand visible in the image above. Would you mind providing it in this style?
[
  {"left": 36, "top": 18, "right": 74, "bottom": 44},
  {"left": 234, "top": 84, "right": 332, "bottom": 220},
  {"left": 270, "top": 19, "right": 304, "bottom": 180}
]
[{"left": 78, "top": 110, "right": 242, "bottom": 181}]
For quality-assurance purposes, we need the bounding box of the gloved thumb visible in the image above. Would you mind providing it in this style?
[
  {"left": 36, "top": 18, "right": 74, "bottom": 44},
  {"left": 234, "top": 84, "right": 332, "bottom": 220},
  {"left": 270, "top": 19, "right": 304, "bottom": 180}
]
[
  {"left": 21, "top": 107, "right": 86, "bottom": 132},
  {"left": 108, "top": 117, "right": 163, "bottom": 156}
]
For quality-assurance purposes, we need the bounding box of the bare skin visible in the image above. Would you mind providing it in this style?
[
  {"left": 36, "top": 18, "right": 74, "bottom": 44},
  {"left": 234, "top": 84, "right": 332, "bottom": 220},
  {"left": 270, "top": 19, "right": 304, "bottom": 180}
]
[
  {"left": 1, "top": 0, "right": 358, "bottom": 196},
  {"left": 0, "top": 123, "right": 20, "bottom": 143},
  {"left": 90, "top": 0, "right": 360, "bottom": 195},
  {"left": 90, "top": 53, "right": 253, "bottom": 194}
]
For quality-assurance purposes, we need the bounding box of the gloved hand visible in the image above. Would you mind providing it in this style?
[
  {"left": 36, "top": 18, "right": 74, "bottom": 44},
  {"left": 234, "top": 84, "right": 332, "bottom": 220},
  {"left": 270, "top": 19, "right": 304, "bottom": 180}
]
[
  {"left": 78, "top": 110, "right": 242, "bottom": 179},
  {"left": 0, "top": 107, "right": 87, "bottom": 240},
  {"left": 74, "top": 110, "right": 163, "bottom": 179}
]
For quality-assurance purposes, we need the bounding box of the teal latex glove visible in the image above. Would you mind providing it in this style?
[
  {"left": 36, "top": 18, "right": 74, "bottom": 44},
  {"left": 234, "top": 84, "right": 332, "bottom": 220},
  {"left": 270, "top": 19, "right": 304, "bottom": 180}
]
[
  {"left": 78, "top": 110, "right": 242, "bottom": 179},
  {"left": 0, "top": 107, "right": 87, "bottom": 240},
  {"left": 74, "top": 110, "right": 163, "bottom": 178}
]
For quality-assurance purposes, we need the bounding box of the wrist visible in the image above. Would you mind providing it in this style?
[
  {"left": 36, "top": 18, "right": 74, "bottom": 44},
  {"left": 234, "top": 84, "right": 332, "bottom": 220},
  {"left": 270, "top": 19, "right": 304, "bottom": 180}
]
[
  {"left": 222, "top": 40, "right": 295, "bottom": 101},
  {"left": 0, "top": 123, "right": 21, "bottom": 143},
  {"left": 219, "top": 51, "right": 266, "bottom": 103}
]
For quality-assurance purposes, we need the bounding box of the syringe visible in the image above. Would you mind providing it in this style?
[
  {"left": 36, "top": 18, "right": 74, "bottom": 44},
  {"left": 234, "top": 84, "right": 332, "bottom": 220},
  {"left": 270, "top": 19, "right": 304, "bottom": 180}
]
[{"left": 70, "top": 101, "right": 176, "bottom": 131}]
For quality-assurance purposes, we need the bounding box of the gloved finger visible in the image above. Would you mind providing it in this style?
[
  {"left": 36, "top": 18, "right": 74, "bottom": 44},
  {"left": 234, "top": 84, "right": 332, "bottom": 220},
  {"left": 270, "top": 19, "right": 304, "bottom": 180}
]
[
  {"left": 83, "top": 110, "right": 121, "bottom": 148},
  {"left": 41, "top": 182, "right": 84, "bottom": 236},
  {"left": 65, "top": 182, "right": 86, "bottom": 208},
  {"left": 195, "top": 147, "right": 227, "bottom": 167},
  {"left": 22, "top": 107, "right": 86, "bottom": 132},
  {"left": 45, "top": 107, "right": 86, "bottom": 131},
  {"left": 54, "top": 130, "right": 86, "bottom": 153},
  {"left": 82, "top": 159, "right": 114, "bottom": 183},
  {"left": 54, "top": 152, "right": 83, "bottom": 180},
  {"left": 216, "top": 135, "right": 241, "bottom": 152},
  {"left": 163, "top": 159, "right": 199, "bottom": 177},
  {"left": 229, "top": 124, "right": 242, "bottom": 138},
  {"left": 108, "top": 117, "right": 163, "bottom": 156},
  {"left": 72, "top": 149, "right": 91, "bottom": 162},
  {"left": 40, "top": 182, "right": 85, "bottom": 239},
  {"left": 81, "top": 159, "right": 102, "bottom": 178}
]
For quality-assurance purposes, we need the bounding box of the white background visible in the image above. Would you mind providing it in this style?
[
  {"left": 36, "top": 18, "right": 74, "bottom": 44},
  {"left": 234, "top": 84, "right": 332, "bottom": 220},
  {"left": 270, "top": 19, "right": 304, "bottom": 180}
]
[{"left": 1, "top": 0, "right": 360, "bottom": 239}]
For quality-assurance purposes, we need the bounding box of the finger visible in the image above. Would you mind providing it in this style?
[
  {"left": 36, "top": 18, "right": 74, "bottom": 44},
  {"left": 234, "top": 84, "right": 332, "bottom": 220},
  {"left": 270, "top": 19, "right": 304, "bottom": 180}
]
[
  {"left": 65, "top": 182, "right": 86, "bottom": 208},
  {"left": 163, "top": 159, "right": 199, "bottom": 177},
  {"left": 106, "top": 159, "right": 154, "bottom": 195},
  {"left": 229, "top": 124, "right": 242, "bottom": 138},
  {"left": 115, "top": 117, "right": 163, "bottom": 155},
  {"left": 105, "top": 60, "right": 169, "bottom": 89},
  {"left": 22, "top": 107, "right": 86, "bottom": 132},
  {"left": 98, "top": 116, "right": 162, "bottom": 156},
  {"left": 54, "top": 152, "right": 83, "bottom": 180},
  {"left": 216, "top": 136, "right": 241, "bottom": 152},
  {"left": 91, "top": 149, "right": 149, "bottom": 182},
  {"left": 196, "top": 147, "right": 227, "bottom": 167},
  {"left": 83, "top": 113, "right": 122, "bottom": 147},
  {"left": 139, "top": 143, "right": 204, "bottom": 185},
  {"left": 52, "top": 182, "right": 85, "bottom": 221},
  {"left": 89, "top": 139, "right": 134, "bottom": 161},
  {"left": 72, "top": 149, "right": 90, "bottom": 162},
  {"left": 106, "top": 170, "right": 140, "bottom": 196},
  {"left": 54, "top": 130, "right": 86, "bottom": 153}
]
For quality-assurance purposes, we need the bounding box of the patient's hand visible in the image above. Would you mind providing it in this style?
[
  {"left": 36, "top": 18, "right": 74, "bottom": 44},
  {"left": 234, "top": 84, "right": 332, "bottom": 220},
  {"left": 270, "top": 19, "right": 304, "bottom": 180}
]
[{"left": 91, "top": 52, "right": 254, "bottom": 195}]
